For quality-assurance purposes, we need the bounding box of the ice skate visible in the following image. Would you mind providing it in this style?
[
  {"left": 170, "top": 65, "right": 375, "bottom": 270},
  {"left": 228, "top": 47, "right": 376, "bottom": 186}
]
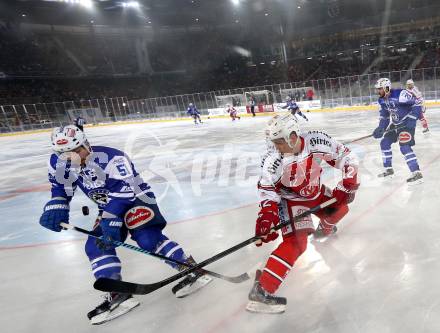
[
  {"left": 407, "top": 171, "right": 423, "bottom": 185},
  {"left": 172, "top": 270, "right": 213, "bottom": 298},
  {"left": 422, "top": 128, "right": 430, "bottom": 134},
  {"left": 378, "top": 168, "right": 394, "bottom": 179},
  {"left": 246, "top": 270, "right": 286, "bottom": 314},
  {"left": 87, "top": 292, "right": 140, "bottom": 325},
  {"left": 313, "top": 223, "right": 337, "bottom": 239}
]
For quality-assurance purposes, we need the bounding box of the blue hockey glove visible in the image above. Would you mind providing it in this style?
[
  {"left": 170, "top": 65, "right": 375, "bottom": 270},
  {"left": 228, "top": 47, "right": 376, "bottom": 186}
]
[
  {"left": 96, "top": 217, "right": 124, "bottom": 250},
  {"left": 372, "top": 127, "right": 385, "bottom": 139},
  {"left": 39, "top": 198, "right": 69, "bottom": 232}
]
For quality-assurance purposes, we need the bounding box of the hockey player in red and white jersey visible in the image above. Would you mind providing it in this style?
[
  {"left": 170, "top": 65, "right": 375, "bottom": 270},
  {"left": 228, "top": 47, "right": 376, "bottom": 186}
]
[
  {"left": 406, "top": 79, "right": 429, "bottom": 134},
  {"left": 226, "top": 104, "right": 241, "bottom": 121},
  {"left": 246, "top": 114, "right": 359, "bottom": 314}
]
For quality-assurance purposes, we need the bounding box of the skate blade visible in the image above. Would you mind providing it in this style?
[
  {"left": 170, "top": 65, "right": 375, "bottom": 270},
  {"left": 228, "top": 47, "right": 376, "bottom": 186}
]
[
  {"left": 245, "top": 301, "right": 286, "bottom": 314},
  {"left": 90, "top": 298, "right": 140, "bottom": 325},
  {"left": 378, "top": 174, "right": 394, "bottom": 180},
  {"left": 407, "top": 178, "right": 424, "bottom": 186},
  {"left": 174, "top": 275, "right": 213, "bottom": 298}
]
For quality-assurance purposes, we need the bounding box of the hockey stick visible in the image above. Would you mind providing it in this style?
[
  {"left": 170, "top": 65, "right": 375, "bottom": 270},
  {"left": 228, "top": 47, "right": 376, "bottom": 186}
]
[
  {"left": 60, "top": 223, "right": 249, "bottom": 284},
  {"left": 93, "top": 197, "right": 337, "bottom": 295},
  {"left": 343, "top": 125, "right": 405, "bottom": 145}
]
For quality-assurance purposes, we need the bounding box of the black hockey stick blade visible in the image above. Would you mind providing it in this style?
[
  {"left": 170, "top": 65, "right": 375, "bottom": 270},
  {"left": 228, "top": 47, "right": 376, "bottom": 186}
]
[
  {"left": 94, "top": 278, "right": 145, "bottom": 295},
  {"left": 94, "top": 271, "right": 250, "bottom": 294},
  {"left": 94, "top": 198, "right": 336, "bottom": 295}
]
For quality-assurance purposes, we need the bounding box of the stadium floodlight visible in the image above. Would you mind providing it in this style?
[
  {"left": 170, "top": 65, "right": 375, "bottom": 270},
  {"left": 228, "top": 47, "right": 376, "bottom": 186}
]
[
  {"left": 79, "top": 0, "right": 93, "bottom": 9},
  {"left": 122, "top": 1, "right": 140, "bottom": 9},
  {"left": 231, "top": 0, "right": 240, "bottom": 6}
]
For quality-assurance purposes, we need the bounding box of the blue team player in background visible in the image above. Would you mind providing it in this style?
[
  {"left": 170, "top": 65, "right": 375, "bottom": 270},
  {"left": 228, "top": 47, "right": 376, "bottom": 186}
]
[
  {"left": 372, "top": 78, "right": 423, "bottom": 185},
  {"left": 280, "top": 96, "right": 308, "bottom": 121},
  {"left": 39, "top": 125, "right": 212, "bottom": 325},
  {"left": 187, "top": 103, "right": 202, "bottom": 124},
  {"left": 73, "top": 115, "right": 86, "bottom": 131}
]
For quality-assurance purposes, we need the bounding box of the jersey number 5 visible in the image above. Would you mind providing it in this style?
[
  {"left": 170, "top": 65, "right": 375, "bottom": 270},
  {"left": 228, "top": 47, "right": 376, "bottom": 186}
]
[{"left": 116, "top": 164, "right": 128, "bottom": 176}]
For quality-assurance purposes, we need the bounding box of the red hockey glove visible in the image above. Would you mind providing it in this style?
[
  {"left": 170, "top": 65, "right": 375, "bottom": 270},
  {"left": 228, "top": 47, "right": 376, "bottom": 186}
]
[
  {"left": 255, "top": 200, "right": 280, "bottom": 247},
  {"left": 332, "top": 181, "right": 360, "bottom": 205}
]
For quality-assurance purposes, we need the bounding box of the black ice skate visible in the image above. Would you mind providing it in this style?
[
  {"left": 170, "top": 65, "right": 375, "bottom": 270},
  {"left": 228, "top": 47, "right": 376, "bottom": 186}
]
[
  {"left": 172, "top": 256, "right": 213, "bottom": 298},
  {"left": 246, "top": 270, "right": 286, "bottom": 314},
  {"left": 407, "top": 171, "right": 423, "bottom": 185},
  {"left": 172, "top": 270, "right": 213, "bottom": 298},
  {"left": 378, "top": 168, "right": 394, "bottom": 179},
  {"left": 313, "top": 223, "right": 337, "bottom": 239},
  {"left": 87, "top": 292, "right": 140, "bottom": 325},
  {"left": 422, "top": 128, "right": 430, "bottom": 134}
]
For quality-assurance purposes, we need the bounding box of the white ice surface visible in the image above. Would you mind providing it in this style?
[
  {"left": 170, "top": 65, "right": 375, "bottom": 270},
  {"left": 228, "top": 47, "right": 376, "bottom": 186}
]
[{"left": 1, "top": 109, "right": 440, "bottom": 333}]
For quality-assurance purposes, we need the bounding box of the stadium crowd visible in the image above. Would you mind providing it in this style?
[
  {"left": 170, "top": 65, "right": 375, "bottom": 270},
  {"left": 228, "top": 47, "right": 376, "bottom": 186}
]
[{"left": 1, "top": 19, "right": 440, "bottom": 105}]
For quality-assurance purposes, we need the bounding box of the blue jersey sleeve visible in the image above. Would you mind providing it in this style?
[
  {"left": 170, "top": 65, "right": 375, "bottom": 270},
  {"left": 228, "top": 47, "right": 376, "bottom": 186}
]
[
  {"left": 378, "top": 99, "right": 390, "bottom": 130},
  {"left": 48, "top": 154, "right": 77, "bottom": 201},
  {"left": 398, "top": 90, "right": 416, "bottom": 106}
]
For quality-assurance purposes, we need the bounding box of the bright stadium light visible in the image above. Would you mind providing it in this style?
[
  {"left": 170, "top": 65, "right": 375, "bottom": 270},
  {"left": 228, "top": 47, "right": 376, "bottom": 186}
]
[
  {"left": 122, "top": 1, "right": 140, "bottom": 9},
  {"left": 231, "top": 0, "right": 240, "bottom": 6},
  {"left": 80, "top": 0, "right": 93, "bottom": 9}
]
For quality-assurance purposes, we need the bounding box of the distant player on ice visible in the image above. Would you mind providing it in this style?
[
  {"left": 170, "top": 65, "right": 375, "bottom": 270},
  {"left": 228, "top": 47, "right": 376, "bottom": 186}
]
[
  {"left": 406, "top": 79, "right": 429, "bottom": 134},
  {"left": 187, "top": 103, "right": 202, "bottom": 124},
  {"left": 39, "top": 125, "right": 212, "bottom": 324},
  {"left": 372, "top": 78, "right": 423, "bottom": 184},
  {"left": 74, "top": 115, "right": 86, "bottom": 131},
  {"left": 226, "top": 104, "right": 241, "bottom": 121},
  {"left": 279, "top": 96, "right": 308, "bottom": 122},
  {"left": 246, "top": 114, "right": 359, "bottom": 314}
]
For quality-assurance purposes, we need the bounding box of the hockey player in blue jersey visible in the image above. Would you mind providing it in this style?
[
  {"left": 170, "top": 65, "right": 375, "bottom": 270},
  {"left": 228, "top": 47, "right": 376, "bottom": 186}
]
[
  {"left": 187, "top": 103, "right": 202, "bottom": 124},
  {"left": 372, "top": 78, "right": 423, "bottom": 185},
  {"left": 280, "top": 96, "right": 308, "bottom": 121},
  {"left": 39, "top": 125, "right": 212, "bottom": 324}
]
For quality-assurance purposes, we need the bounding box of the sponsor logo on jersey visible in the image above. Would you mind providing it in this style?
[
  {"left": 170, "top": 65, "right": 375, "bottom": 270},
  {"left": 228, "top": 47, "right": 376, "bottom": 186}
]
[
  {"left": 299, "top": 185, "right": 317, "bottom": 197},
  {"left": 267, "top": 157, "right": 282, "bottom": 174},
  {"left": 309, "top": 137, "right": 331, "bottom": 147},
  {"left": 399, "top": 131, "right": 412, "bottom": 143},
  {"left": 124, "top": 206, "right": 155, "bottom": 229}
]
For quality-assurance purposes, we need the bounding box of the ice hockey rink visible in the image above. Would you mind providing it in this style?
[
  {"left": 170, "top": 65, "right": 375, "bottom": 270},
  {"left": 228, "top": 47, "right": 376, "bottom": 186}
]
[{"left": 1, "top": 108, "right": 440, "bottom": 333}]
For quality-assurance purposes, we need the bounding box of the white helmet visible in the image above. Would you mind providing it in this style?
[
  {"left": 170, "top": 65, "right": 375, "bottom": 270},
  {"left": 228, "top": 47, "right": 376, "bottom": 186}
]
[
  {"left": 51, "top": 125, "right": 89, "bottom": 153},
  {"left": 266, "top": 114, "right": 300, "bottom": 148},
  {"left": 286, "top": 96, "right": 292, "bottom": 102},
  {"left": 226, "top": 104, "right": 231, "bottom": 108},
  {"left": 406, "top": 79, "right": 414, "bottom": 86},
  {"left": 374, "top": 78, "right": 391, "bottom": 93},
  {"left": 189, "top": 103, "right": 193, "bottom": 107},
  {"left": 265, "top": 115, "right": 280, "bottom": 138}
]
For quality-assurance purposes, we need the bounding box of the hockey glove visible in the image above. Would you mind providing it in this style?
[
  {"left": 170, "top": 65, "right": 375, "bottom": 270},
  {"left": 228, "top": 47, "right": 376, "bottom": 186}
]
[
  {"left": 255, "top": 200, "right": 280, "bottom": 247},
  {"left": 96, "top": 217, "right": 124, "bottom": 250},
  {"left": 39, "top": 198, "right": 69, "bottom": 232},
  {"left": 372, "top": 127, "right": 385, "bottom": 139},
  {"left": 332, "top": 182, "right": 360, "bottom": 205}
]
